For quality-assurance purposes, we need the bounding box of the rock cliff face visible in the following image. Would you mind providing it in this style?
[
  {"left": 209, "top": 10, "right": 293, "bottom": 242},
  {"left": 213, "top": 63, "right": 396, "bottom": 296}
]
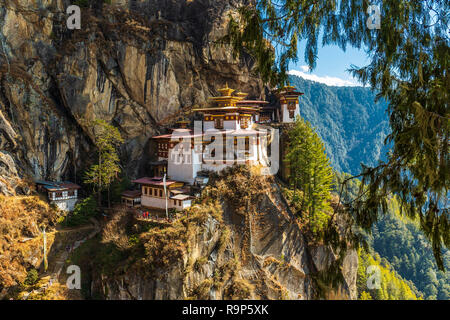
[
  {"left": 81, "top": 168, "right": 357, "bottom": 300},
  {"left": 1, "top": 1, "right": 358, "bottom": 300},
  {"left": 0, "top": 0, "right": 262, "bottom": 192}
]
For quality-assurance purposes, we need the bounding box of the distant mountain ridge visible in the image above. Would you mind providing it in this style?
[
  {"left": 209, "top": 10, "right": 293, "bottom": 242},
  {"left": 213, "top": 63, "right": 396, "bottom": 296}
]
[
  {"left": 290, "top": 75, "right": 449, "bottom": 300},
  {"left": 289, "top": 75, "right": 390, "bottom": 175}
]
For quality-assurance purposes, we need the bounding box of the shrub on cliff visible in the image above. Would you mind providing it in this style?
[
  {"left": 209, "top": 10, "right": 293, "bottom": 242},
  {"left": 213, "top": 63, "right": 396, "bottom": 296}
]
[
  {"left": 83, "top": 119, "right": 124, "bottom": 208},
  {"left": 23, "top": 269, "right": 39, "bottom": 286},
  {"left": 63, "top": 196, "right": 98, "bottom": 227},
  {"left": 204, "top": 165, "right": 272, "bottom": 214}
]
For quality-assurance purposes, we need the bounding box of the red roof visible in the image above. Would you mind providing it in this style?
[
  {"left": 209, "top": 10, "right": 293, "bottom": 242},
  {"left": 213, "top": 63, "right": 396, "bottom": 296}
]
[
  {"left": 152, "top": 134, "right": 172, "bottom": 139},
  {"left": 59, "top": 182, "right": 81, "bottom": 189},
  {"left": 132, "top": 177, "right": 178, "bottom": 186},
  {"left": 121, "top": 190, "right": 142, "bottom": 198},
  {"left": 36, "top": 180, "right": 81, "bottom": 191}
]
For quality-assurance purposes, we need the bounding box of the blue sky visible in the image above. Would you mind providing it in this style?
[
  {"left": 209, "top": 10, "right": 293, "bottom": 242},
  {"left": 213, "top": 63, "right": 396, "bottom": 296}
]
[{"left": 288, "top": 40, "right": 370, "bottom": 87}]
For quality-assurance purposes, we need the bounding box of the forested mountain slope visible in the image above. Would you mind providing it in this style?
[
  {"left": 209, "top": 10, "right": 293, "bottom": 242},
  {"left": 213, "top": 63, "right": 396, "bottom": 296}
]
[
  {"left": 333, "top": 171, "right": 449, "bottom": 300},
  {"left": 369, "top": 212, "right": 450, "bottom": 299},
  {"left": 289, "top": 75, "right": 390, "bottom": 175},
  {"left": 290, "top": 76, "right": 448, "bottom": 299}
]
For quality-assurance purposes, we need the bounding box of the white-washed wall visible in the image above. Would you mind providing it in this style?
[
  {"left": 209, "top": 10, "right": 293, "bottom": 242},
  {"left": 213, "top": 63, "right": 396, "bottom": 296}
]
[
  {"left": 281, "top": 103, "right": 299, "bottom": 123},
  {"left": 168, "top": 149, "right": 202, "bottom": 184},
  {"left": 141, "top": 195, "right": 168, "bottom": 209},
  {"left": 52, "top": 198, "right": 78, "bottom": 212}
]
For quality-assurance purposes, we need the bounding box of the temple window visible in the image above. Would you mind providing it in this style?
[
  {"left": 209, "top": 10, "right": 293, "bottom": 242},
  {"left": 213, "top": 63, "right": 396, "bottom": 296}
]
[
  {"left": 241, "top": 117, "right": 249, "bottom": 129},
  {"left": 214, "top": 117, "right": 223, "bottom": 129},
  {"left": 287, "top": 101, "right": 296, "bottom": 119}
]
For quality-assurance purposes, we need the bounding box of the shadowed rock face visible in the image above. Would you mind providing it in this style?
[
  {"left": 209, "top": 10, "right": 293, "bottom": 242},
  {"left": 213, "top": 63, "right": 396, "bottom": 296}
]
[{"left": 0, "top": 0, "right": 262, "bottom": 190}]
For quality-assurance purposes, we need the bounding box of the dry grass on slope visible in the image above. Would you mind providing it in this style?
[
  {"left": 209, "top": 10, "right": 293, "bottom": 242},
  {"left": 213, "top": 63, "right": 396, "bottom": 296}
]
[
  {"left": 0, "top": 195, "right": 59, "bottom": 290},
  {"left": 201, "top": 165, "right": 274, "bottom": 214}
]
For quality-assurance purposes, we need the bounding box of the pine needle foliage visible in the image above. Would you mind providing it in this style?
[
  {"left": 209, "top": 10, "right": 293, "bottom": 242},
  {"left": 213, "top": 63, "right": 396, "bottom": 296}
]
[
  {"left": 84, "top": 119, "right": 124, "bottom": 207},
  {"left": 285, "top": 117, "right": 334, "bottom": 234}
]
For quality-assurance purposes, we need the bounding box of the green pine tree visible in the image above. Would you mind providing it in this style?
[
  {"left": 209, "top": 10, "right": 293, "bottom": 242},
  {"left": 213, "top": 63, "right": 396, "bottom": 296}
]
[
  {"left": 286, "top": 117, "right": 334, "bottom": 234},
  {"left": 84, "top": 119, "right": 124, "bottom": 208}
]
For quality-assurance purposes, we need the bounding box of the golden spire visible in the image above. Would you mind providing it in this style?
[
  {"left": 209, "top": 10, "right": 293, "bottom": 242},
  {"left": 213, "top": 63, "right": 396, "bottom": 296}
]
[{"left": 217, "top": 82, "right": 235, "bottom": 97}]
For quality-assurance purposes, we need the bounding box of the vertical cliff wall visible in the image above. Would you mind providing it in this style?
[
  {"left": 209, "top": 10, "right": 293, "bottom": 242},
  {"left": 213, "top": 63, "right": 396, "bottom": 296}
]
[{"left": 0, "top": 0, "right": 263, "bottom": 193}]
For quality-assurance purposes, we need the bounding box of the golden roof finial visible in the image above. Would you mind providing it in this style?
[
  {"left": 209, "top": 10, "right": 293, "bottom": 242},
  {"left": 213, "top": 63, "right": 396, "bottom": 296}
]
[
  {"left": 284, "top": 79, "right": 295, "bottom": 91},
  {"left": 217, "top": 82, "right": 235, "bottom": 97}
]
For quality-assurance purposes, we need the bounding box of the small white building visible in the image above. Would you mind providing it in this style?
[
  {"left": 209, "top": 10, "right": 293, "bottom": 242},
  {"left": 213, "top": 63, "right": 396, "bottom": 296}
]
[
  {"left": 171, "top": 194, "right": 192, "bottom": 210},
  {"left": 132, "top": 177, "right": 193, "bottom": 211},
  {"left": 121, "top": 190, "right": 142, "bottom": 207},
  {"left": 35, "top": 181, "right": 81, "bottom": 212}
]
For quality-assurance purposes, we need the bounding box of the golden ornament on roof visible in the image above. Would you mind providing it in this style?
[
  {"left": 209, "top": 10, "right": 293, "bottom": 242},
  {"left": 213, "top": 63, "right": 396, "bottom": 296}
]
[
  {"left": 236, "top": 91, "right": 248, "bottom": 99},
  {"left": 217, "top": 82, "right": 235, "bottom": 97}
]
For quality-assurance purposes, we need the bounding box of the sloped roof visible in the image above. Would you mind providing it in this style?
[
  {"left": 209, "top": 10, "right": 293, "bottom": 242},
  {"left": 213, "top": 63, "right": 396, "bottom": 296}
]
[
  {"left": 132, "top": 177, "right": 178, "bottom": 186},
  {"left": 121, "top": 190, "right": 142, "bottom": 198},
  {"left": 35, "top": 180, "right": 81, "bottom": 191},
  {"left": 170, "top": 194, "right": 192, "bottom": 201}
]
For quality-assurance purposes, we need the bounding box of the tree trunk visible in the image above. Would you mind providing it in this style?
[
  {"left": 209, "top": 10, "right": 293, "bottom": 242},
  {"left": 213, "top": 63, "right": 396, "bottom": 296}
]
[
  {"left": 98, "top": 153, "right": 102, "bottom": 208},
  {"left": 107, "top": 185, "right": 111, "bottom": 209},
  {"left": 97, "top": 188, "right": 101, "bottom": 208}
]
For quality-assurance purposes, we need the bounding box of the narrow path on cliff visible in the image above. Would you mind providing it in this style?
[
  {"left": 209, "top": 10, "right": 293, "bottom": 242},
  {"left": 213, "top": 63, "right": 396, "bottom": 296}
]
[
  {"left": 21, "top": 218, "right": 101, "bottom": 300},
  {"left": 49, "top": 218, "right": 101, "bottom": 280}
]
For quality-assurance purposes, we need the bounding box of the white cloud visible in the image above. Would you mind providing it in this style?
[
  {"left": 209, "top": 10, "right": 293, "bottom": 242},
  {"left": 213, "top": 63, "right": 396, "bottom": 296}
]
[
  {"left": 299, "top": 65, "right": 310, "bottom": 72},
  {"left": 288, "top": 69, "right": 361, "bottom": 87}
]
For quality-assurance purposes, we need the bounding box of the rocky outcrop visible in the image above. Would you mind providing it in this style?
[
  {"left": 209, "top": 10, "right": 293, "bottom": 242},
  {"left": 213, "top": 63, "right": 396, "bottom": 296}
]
[
  {"left": 86, "top": 168, "right": 357, "bottom": 300},
  {"left": 0, "top": 0, "right": 262, "bottom": 193}
]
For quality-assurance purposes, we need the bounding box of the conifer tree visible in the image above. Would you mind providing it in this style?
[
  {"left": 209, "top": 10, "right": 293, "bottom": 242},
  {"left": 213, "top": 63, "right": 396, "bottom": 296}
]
[
  {"left": 84, "top": 119, "right": 123, "bottom": 208},
  {"left": 286, "top": 117, "right": 334, "bottom": 233}
]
